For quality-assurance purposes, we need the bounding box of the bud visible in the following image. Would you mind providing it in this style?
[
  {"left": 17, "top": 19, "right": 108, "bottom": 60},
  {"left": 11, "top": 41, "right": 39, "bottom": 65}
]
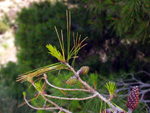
[
  {"left": 23, "top": 92, "right": 26, "bottom": 98},
  {"left": 34, "top": 92, "right": 39, "bottom": 97},
  {"left": 66, "top": 76, "right": 78, "bottom": 85},
  {"left": 78, "top": 66, "right": 89, "bottom": 75},
  {"left": 127, "top": 86, "right": 139, "bottom": 112}
]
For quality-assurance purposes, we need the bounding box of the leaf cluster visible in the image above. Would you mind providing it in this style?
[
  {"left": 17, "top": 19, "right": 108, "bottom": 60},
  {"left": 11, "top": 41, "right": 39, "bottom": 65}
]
[
  {"left": 46, "top": 11, "right": 87, "bottom": 65},
  {"left": 46, "top": 44, "right": 64, "bottom": 62},
  {"left": 85, "top": 0, "right": 150, "bottom": 41},
  {"left": 105, "top": 81, "right": 117, "bottom": 96}
]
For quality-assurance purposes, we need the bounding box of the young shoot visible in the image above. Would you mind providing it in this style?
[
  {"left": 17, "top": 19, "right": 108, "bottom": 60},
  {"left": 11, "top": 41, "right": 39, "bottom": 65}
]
[{"left": 105, "top": 81, "right": 117, "bottom": 102}]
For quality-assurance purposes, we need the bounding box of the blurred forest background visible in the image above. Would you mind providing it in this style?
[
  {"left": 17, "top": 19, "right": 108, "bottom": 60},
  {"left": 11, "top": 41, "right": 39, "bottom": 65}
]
[{"left": 0, "top": 0, "right": 150, "bottom": 113}]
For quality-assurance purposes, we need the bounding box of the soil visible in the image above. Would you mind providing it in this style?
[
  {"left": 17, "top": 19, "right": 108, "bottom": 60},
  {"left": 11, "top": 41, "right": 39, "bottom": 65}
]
[{"left": 0, "top": 0, "right": 41, "bottom": 65}]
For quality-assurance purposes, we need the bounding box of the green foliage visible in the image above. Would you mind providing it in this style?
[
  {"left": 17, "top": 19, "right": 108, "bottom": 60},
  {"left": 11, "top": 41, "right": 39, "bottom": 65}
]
[
  {"left": 0, "top": 20, "right": 9, "bottom": 34},
  {"left": 17, "top": 62, "right": 66, "bottom": 83},
  {"left": 35, "top": 81, "right": 43, "bottom": 92},
  {"left": 2, "top": 14, "right": 12, "bottom": 27},
  {"left": 14, "top": 3, "right": 93, "bottom": 112},
  {"left": 105, "top": 81, "right": 117, "bottom": 96},
  {"left": 70, "top": 0, "right": 150, "bottom": 76},
  {"left": 40, "top": 72, "right": 146, "bottom": 113},
  {"left": 0, "top": 62, "right": 34, "bottom": 113},
  {"left": 15, "top": 1, "right": 91, "bottom": 72},
  {"left": 12, "top": 0, "right": 150, "bottom": 112},
  {"left": 46, "top": 44, "right": 64, "bottom": 62},
  {"left": 0, "top": 62, "right": 22, "bottom": 97},
  {"left": 45, "top": 72, "right": 98, "bottom": 112},
  {"left": 13, "top": 0, "right": 150, "bottom": 74},
  {"left": 23, "top": 92, "right": 26, "bottom": 97},
  {"left": 85, "top": 0, "right": 150, "bottom": 41},
  {"left": 15, "top": 1, "right": 68, "bottom": 73}
]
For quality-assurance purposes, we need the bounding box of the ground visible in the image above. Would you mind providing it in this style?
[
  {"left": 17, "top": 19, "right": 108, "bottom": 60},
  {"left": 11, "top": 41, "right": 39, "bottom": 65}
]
[{"left": 0, "top": 0, "right": 42, "bottom": 65}]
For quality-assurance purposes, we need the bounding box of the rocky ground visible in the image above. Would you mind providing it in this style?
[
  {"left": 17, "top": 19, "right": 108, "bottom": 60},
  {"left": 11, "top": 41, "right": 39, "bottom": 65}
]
[{"left": 0, "top": 0, "right": 42, "bottom": 65}]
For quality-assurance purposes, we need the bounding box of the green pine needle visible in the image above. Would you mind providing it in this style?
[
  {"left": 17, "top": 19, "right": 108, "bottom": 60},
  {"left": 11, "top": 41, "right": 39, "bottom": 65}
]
[
  {"left": 35, "top": 81, "right": 43, "bottom": 92},
  {"left": 23, "top": 91, "right": 26, "bottom": 97},
  {"left": 46, "top": 44, "right": 65, "bottom": 62},
  {"left": 105, "top": 81, "right": 117, "bottom": 95},
  {"left": 17, "top": 63, "right": 65, "bottom": 82}
]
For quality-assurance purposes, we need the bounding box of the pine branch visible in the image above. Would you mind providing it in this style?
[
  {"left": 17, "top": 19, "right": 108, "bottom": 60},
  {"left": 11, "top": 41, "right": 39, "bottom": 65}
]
[
  {"left": 24, "top": 97, "right": 58, "bottom": 111},
  {"left": 16, "top": 63, "right": 65, "bottom": 83},
  {"left": 64, "top": 62, "right": 125, "bottom": 112},
  {"left": 29, "top": 82, "right": 72, "bottom": 113},
  {"left": 44, "top": 93, "right": 97, "bottom": 100},
  {"left": 44, "top": 74, "right": 90, "bottom": 92}
]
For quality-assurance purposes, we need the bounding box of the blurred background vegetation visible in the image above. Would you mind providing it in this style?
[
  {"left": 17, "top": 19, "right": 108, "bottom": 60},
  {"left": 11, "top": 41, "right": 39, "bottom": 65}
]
[{"left": 0, "top": 0, "right": 150, "bottom": 112}]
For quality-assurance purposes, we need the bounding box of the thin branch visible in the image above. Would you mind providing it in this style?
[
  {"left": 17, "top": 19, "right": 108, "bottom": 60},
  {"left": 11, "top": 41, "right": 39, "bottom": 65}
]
[
  {"left": 32, "top": 82, "right": 72, "bottom": 113},
  {"left": 136, "top": 70, "right": 150, "bottom": 77},
  {"left": 41, "top": 94, "right": 72, "bottom": 113},
  {"left": 24, "top": 96, "right": 58, "bottom": 111},
  {"left": 115, "top": 71, "right": 150, "bottom": 110},
  {"left": 44, "top": 93, "right": 97, "bottom": 100},
  {"left": 44, "top": 74, "right": 90, "bottom": 92},
  {"left": 32, "top": 82, "right": 60, "bottom": 107}
]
